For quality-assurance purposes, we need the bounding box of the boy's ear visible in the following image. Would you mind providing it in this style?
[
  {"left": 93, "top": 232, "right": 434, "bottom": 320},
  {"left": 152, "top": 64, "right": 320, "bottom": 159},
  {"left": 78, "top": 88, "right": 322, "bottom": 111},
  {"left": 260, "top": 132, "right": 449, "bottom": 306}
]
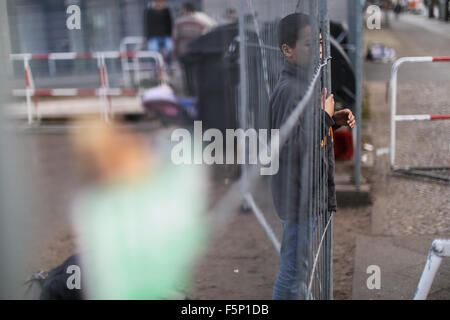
[{"left": 281, "top": 44, "right": 293, "bottom": 58}]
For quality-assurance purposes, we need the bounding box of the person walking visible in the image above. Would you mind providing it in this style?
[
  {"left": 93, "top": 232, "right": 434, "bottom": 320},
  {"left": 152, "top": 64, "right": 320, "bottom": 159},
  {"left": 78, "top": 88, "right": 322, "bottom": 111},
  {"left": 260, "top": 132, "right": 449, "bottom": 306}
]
[{"left": 394, "top": 2, "right": 403, "bottom": 20}]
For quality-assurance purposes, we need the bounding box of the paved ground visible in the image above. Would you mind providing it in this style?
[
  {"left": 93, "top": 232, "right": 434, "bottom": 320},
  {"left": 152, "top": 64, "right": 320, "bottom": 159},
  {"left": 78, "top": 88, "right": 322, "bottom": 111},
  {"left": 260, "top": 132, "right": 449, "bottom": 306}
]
[
  {"left": 364, "top": 12, "right": 449, "bottom": 236},
  {"left": 353, "top": 235, "right": 450, "bottom": 300},
  {"left": 352, "top": 12, "right": 450, "bottom": 299}
]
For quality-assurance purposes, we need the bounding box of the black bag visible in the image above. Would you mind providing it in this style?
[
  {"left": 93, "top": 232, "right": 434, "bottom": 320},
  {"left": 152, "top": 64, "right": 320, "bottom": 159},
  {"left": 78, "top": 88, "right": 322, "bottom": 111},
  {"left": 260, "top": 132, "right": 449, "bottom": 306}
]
[{"left": 38, "top": 254, "right": 84, "bottom": 300}]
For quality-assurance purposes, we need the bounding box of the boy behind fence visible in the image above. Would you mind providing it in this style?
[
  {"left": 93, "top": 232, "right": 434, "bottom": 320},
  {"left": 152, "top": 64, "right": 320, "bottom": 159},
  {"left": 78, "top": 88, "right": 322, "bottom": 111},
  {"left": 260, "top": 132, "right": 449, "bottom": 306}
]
[{"left": 269, "top": 13, "right": 355, "bottom": 300}]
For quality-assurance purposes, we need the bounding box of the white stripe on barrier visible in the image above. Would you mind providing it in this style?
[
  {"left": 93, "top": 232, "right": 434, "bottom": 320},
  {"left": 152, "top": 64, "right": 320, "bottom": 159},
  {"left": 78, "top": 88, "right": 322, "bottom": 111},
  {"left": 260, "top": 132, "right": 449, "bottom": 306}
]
[
  {"left": 107, "top": 89, "right": 122, "bottom": 96},
  {"left": 395, "top": 115, "right": 450, "bottom": 121},
  {"left": 51, "top": 89, "right": 79, "bottom": 96},
  {"left": 10, "top": 53, "right": 32, "bottom": 61},
  {"left": 12, "top": 89, "right": 27, "bottom": 96},
  {"left": 395, "top": 115, "right": 431, "bottom": 121},
  {"left": 95, "top": 51, "right": 121, "bottom": 59},
  {"left": 48, "top": 53, "right": 78, "bottom": 60},
  {"left": 12, "top": 89, "right": 137, "bottom": 97},
  {"left": 10, "top": 51, "right": 165, "bottom": 61}
]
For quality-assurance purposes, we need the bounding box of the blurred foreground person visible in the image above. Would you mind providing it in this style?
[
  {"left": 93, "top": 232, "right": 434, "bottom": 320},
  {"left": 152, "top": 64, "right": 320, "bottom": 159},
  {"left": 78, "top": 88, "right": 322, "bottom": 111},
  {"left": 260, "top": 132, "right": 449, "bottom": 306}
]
[{"left": 68, "top": 120, "right": 207, "bottom": 299}]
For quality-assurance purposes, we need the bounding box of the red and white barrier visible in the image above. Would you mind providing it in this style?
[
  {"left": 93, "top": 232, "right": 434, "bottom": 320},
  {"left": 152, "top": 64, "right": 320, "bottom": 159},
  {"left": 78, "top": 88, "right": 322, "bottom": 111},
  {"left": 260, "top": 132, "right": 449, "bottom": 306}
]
[
  {"left": 389, "top": 56, "right": 450, "bottom": 171},
  {"left": 9, "top": 51, "right": 164, "bottom": 61},
  {"left": 23, "top": 57, "right": 36, "bottom": 124},
  {"left": 10, "top": 50, "right": 165, "bottom": 124},
  {"left": 394, "top": 114, "right": 450, "bottom": 121},
  {"left": 414, "top": 239, "right": 450, "bottom": 300},
  {"left": 12, "top": 88, "right": 138, "bottom": 97}
]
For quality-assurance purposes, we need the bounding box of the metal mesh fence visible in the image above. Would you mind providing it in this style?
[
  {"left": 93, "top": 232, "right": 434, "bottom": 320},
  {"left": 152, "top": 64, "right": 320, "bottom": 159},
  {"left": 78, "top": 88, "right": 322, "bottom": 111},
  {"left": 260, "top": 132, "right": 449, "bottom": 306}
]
[
  {"left": 0, "top": 1, "right": 35, "bottom": 298},
  {"left": 235, "top": 0, "right": 334, "bottom": 300},
  {"left": 2, "top": 0, "right": 339, "bottom": 299}
]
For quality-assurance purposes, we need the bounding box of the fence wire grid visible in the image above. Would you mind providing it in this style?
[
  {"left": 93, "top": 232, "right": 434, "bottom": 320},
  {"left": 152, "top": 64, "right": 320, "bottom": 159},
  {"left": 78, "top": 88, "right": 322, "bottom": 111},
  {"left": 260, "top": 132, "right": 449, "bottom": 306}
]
[
  {"left": 1, "top": 0, "right": 340, "bottom": 300},
  {"left": 234, "top": 0, "right": 335, "bottom": 300}
]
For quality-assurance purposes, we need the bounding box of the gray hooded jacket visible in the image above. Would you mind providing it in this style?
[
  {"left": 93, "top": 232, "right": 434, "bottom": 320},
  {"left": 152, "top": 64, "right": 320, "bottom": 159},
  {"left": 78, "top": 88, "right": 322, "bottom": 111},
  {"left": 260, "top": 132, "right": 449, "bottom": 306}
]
[{"left": 269, "top": 61, "right": 338, "bottom": 221}]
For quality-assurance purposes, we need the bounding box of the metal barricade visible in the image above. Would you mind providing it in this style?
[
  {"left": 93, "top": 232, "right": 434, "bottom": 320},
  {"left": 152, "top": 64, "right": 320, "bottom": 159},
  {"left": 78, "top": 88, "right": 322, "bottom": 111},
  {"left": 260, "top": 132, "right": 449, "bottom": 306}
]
[
  {"left": 389, "top": 56, "right": 450, "bottom": 182},
  {"left": 414, "top": 239, "right": 450, "bottom": 300},
  {"left": 120, "top": 37, "right": 152, "bottom": 88},
  {"left": 10, "top": 51, "right": 166, "bottom": 124}
]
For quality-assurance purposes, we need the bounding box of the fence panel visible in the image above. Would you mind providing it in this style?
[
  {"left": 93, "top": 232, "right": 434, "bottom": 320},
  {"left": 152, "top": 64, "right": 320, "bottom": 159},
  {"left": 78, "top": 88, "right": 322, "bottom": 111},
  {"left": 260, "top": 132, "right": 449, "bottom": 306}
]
[{"left": 236, "top": 0, "right": 334, "bottom": 300}]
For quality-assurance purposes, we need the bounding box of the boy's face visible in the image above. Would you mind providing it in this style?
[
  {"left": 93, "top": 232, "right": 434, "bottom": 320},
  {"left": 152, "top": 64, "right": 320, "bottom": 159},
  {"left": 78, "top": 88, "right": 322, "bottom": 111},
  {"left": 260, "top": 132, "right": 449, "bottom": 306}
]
[
  {"left": 282, "top": 27, "right": 323, "bottom": 68},
  {"left": 154, "top": 0, "right": 164, "bottom": 9}
]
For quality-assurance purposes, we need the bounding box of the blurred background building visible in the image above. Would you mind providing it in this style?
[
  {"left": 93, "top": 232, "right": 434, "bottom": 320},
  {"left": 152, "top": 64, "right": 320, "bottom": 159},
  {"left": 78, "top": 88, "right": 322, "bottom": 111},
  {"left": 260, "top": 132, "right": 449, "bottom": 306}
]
[
  {"left": 6, "top": 0, "right": 202, "bottom": 79},
  {"left": 7, "top": 0, "right": 201, "bottom": 55}
]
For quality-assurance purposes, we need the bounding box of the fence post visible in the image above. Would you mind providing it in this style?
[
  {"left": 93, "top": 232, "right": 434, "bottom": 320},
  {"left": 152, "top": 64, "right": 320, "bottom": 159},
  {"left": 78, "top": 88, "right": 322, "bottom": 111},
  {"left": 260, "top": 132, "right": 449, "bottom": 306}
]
[
  {"left": 320, "top": 0, "right": 333, "bottom": 300},
  {"left": 238, "top": 0, "right": 249, "bottom": 209},
  {"left": 24, "top": 58, "right": 34, "bottom": 125},
  {"left": 348, "top": 0, "right": 363, "bottom": 187},
  {"left": 414, "top": 239, "right": 450, "bottom": 300},
  {"left": 97, "top": 54, "right": 111, "bottom": 122},
  {"left": 389, "top": 59, "right": 400, "bottom": 170},
  {"left": 103, "top": 55, "right": 112, "bottom": 121}
]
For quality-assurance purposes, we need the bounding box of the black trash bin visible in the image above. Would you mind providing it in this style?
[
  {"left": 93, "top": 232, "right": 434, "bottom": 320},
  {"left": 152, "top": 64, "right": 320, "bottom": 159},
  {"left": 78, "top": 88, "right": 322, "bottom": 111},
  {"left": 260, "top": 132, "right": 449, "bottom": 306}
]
[{"left": 181, "top": 24, "right": 241, "bottom": 133}]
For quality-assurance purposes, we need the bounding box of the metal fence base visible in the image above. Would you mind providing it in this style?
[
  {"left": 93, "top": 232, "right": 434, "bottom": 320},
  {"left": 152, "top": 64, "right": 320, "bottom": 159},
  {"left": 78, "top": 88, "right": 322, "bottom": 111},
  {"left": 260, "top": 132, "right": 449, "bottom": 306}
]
[
  {"left": 414, "top": 239, "right": 450, "bottom": 300},
  {"left": 393, "top": 167, "right": 450, "bottom": 182}
]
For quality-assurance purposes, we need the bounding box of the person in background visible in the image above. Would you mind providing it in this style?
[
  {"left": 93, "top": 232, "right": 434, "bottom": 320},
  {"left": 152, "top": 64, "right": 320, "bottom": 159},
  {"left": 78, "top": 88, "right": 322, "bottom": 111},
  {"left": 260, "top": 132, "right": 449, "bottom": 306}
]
[
  {"left": 173, "top": 2, "right": 217, "bottom": 95},
  {"left": 394, "top": 1, "right": 403, "bottom": 20},
  {"left": 173, "top": 2, "right": 217, "bottom": 60},
  {"left": 144, "top": 0, "right": 173, "bottom": 65},
  {"left": 225, "top": 8, "right": 238, "bottom": 24}
]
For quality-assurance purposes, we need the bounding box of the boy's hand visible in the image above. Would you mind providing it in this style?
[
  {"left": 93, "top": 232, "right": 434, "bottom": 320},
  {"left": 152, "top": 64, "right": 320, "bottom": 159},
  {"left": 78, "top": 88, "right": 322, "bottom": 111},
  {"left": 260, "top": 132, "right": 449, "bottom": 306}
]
[
  {"left": 321, "top": 88, "right": 335, "bottom": 118},
  {"left": 333, "top": 109, "right": 356, "bottom": 128}
]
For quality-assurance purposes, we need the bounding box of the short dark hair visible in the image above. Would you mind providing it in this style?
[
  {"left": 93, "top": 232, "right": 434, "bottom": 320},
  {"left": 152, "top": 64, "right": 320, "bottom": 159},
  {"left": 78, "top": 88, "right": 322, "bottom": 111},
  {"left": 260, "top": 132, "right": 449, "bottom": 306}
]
[
  {"left": 182, "top": 2, "right": 195, "bottom": 12},
  {"left": 278, "top": 13, "right": 311, "bottom": 51}
]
